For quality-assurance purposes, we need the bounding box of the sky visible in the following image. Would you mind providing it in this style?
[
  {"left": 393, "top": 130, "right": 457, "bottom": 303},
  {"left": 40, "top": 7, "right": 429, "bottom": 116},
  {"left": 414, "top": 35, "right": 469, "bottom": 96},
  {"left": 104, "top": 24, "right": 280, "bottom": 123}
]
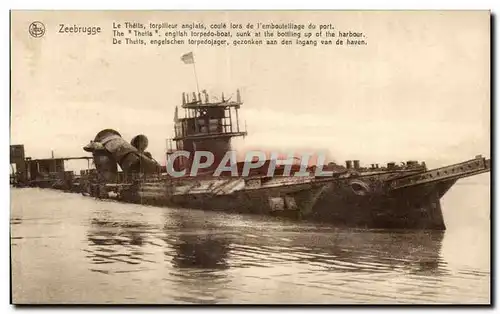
[{"left": 10, "top": 11, "right": 490, "bottom": 171}]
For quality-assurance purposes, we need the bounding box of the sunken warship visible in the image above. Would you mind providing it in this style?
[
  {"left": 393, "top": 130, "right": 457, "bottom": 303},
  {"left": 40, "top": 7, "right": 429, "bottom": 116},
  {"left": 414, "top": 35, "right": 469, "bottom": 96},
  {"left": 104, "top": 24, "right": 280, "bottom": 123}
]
[
  {"left": 11, "top": 89, "right": 490, "bottom": 230},
  {"left": 76, "top": 89, "right": 490, "bottom": 230}
]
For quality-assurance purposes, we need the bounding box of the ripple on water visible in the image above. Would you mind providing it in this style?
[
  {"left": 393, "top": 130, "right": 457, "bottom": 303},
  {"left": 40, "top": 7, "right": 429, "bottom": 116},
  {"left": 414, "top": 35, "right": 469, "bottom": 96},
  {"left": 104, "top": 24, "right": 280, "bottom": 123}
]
[{"left": 10, "top": 188, "right": 491, "bottom": 304}]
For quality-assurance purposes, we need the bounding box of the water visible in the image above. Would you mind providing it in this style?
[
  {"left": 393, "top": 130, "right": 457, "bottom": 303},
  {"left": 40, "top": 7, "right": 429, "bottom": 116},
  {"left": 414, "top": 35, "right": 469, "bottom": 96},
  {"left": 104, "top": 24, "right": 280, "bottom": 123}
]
[{"left": 10, "top": 177, "right": 490, "bottom": 304}]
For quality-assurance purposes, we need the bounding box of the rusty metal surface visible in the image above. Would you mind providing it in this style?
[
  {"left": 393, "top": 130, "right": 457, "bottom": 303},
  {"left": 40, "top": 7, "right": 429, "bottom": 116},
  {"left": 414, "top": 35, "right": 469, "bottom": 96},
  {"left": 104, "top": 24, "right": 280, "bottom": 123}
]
[
  {"left": 388, "top": 157, "right": 490, "bottom": 190},
  {"left": 84, "top": 129, "right": 161, "bottom": 176}
]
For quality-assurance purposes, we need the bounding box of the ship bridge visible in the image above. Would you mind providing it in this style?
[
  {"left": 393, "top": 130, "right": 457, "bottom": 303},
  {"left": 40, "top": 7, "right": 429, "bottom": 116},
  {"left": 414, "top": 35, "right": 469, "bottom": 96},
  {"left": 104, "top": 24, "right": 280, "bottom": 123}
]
[{"left": 166, "top": 89, "right": 247, "bottom": 172}]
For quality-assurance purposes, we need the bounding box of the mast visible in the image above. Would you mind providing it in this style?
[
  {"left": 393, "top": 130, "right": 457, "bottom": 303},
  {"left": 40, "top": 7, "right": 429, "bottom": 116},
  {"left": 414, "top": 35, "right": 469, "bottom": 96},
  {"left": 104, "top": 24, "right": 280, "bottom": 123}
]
[{"left": 171, "top": 53, "right": 247, "bottom": 173}]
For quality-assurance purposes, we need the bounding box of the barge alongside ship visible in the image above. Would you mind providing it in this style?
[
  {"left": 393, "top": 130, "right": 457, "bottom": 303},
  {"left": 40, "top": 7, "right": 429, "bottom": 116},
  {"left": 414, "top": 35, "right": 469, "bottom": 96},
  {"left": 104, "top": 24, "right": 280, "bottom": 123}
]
[{"left": 10, "top": 89, "right": 490, "bottom": 230}]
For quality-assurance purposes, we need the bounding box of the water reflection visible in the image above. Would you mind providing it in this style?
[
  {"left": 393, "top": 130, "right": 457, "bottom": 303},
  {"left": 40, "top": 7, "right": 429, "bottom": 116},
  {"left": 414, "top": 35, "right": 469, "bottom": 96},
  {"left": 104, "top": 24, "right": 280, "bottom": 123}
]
[
  {"left": 163, "top": 212, "right": 230, "bottom": 270},
  {"left": 84, "top": 208, "right": 448, "bottom": 274},
  {"left": 79, "top": 204, "right": 481, "bottom": 303},
  {"left": 222, "top": 227, "right": 448, "bottom": 277},
  {"left": 162, "top": 211, "right": 232, "bottom": 303},
  {"left": 11, "top": 188, "right": 490, "bottom": 304},
  {"left": 85, "top": 213, "right": 155, "bottom": 272}
]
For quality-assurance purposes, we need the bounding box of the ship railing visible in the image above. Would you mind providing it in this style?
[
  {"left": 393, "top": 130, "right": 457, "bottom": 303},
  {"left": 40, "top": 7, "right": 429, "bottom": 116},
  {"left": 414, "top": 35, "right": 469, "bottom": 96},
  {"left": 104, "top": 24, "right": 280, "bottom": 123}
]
[
  {"left": 172, "top": 130, "right": 248, "bottom": 141},
  {"left": 182, "top": 100, "right": 243, "bottom": 109},
  {"left": 388, "top": 156, "right": 490, "bottom": 190}
]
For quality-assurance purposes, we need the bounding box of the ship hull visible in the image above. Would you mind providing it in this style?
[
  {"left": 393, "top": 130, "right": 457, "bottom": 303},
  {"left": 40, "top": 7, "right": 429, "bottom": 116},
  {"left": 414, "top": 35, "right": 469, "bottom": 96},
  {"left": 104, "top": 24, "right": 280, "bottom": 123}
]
[
  {"left": 308, "top": 180, "right": 453, "bottom": 230},
  {"left": 119, "top": 177, "right": 456, "bottom": 230}
]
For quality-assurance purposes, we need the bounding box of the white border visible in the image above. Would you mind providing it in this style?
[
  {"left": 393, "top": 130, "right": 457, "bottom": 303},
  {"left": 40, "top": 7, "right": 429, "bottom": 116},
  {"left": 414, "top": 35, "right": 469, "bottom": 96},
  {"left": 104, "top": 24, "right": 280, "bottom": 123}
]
[{"left": 3, "top": 0, "right": 498, "bottom": 313}]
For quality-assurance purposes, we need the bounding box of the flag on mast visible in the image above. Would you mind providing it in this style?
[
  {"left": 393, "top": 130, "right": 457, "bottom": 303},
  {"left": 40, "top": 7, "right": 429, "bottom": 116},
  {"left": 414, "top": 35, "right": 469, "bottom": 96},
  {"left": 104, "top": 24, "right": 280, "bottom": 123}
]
[
  {"left": 181, "top": 52, "right": 200, "bottom": 93},
  {"left": 181, "top": 52, "right": 194, "bottom": 64}
]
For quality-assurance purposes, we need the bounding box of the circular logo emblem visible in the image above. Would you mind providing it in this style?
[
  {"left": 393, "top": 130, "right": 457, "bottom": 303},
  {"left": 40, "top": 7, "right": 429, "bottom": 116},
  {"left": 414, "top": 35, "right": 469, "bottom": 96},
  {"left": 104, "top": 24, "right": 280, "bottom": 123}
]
[{"left": 29, "top": 21, "right": 45, "bottom": 38}]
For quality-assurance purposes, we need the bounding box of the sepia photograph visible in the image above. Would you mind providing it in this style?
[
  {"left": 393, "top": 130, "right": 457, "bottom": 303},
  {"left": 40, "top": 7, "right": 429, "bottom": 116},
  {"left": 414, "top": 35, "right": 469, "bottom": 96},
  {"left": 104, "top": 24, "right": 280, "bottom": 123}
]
[{"left": 10, "top": 10, "right": 491, "bottom": 304}]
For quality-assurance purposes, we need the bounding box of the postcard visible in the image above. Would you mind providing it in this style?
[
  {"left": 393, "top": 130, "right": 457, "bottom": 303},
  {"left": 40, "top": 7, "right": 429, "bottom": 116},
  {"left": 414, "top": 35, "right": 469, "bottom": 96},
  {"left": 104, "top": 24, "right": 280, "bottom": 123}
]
[{"left": 10, "top": 10, "right": 491, "bottom": 305}]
